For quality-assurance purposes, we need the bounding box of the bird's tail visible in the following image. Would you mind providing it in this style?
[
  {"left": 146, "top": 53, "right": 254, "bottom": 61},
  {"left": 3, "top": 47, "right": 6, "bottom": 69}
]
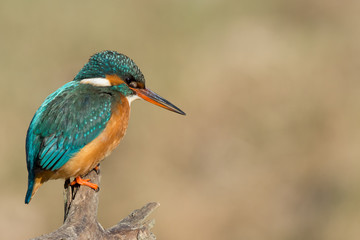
[
  {"left": 25, "top": 175, "right": 43, "bottom": 204},
  {"left": 25, "top": 176, "right": 34, "bottom": 204}
]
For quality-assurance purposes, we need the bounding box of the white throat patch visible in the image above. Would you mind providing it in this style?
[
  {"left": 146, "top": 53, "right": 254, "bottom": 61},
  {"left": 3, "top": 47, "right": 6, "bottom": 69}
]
[
  {"left": 80, "top": 78, "right": 111, "bottom": 87},
  {"left": 126, "top": 95, "right": 141, "bottom": 106}
]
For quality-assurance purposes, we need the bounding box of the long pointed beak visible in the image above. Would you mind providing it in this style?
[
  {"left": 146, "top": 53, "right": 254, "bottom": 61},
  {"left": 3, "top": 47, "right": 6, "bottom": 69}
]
[{"left": 131, "top": 88, "right": 186, "bottom": 115}]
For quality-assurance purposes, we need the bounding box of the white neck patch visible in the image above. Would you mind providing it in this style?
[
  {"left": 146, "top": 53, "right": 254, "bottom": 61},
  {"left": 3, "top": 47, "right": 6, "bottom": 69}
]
[
  {"left": 80, "top": 78, "right": 140, "bottom": 106},
  {"left": 127, "top": 95, "right": 141, "bottom": 106},
  {"left": 80, "top": 78, "right": 111, "bottom": 87}
]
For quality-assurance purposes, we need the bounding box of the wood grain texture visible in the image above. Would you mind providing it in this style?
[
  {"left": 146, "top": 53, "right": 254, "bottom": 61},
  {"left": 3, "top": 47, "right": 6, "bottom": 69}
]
[{"left": 30, "top": 168, "right": 159, "bottom": 240}]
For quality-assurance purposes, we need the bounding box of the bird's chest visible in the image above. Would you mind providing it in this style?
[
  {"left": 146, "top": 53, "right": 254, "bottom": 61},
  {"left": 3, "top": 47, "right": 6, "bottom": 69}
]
[
  {"left": 99, "top": 99, "right": 130, "bottom": 158},
  {"left": 94, "top": 98, "right": 130, "bottom": 158},
  {"left": 55, "top": 96, "right": 130, "bottom": 178}
]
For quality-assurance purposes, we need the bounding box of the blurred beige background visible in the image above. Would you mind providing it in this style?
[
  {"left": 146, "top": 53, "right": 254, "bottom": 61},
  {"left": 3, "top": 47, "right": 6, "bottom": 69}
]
[{"left": 1, "top": 0, "right": 360, "bottom": 239}]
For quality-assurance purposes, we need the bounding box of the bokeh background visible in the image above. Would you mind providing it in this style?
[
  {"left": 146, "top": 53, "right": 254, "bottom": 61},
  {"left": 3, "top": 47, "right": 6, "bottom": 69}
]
[{"left": 1, "top": 0, "right": 360, "bottom": 239}]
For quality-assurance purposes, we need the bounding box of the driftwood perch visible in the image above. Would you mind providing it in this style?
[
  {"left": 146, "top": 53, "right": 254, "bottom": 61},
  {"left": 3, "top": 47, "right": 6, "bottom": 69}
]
[{"left": 31, "top": 168, "right": 159, "bottom": 240}]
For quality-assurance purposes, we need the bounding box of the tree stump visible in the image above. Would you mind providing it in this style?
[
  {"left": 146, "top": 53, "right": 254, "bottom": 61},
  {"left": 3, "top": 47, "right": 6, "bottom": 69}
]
[{"left": 31, "top": 168, "right": 159, "bottom": 240}]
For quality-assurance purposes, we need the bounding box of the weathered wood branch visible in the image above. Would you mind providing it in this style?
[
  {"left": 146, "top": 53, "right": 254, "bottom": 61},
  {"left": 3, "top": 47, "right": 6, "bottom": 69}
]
[{"left": 31, "top": 168, "right": 159, "bottom": 240}]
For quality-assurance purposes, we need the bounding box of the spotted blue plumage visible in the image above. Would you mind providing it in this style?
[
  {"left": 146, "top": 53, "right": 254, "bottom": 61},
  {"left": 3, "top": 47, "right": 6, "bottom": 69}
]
[
  {"left": 25, "top": 81, "right": 114, "bottom": 203},
  {"left": 74, "top": 50, "right": 145, "bottom": 84}
]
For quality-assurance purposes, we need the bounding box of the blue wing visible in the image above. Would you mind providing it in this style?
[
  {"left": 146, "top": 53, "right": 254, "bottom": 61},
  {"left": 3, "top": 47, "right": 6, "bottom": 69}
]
[{"left": 26, "top": 82, "right": 113, "bottom": 174}]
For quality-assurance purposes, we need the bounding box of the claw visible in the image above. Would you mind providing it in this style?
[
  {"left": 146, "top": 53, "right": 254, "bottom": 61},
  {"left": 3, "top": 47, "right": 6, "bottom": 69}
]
[
  {"left": 70, "top": 176, "right": 99, "bottom": 191},
  {"left": 94, "top": 164, "right": 100, "bottom": 174}
]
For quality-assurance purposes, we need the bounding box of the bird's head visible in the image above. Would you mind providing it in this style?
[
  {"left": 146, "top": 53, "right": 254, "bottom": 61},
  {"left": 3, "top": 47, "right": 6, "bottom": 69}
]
[{"left": 74, "top": 50, "right": 185, "bottom": 115}]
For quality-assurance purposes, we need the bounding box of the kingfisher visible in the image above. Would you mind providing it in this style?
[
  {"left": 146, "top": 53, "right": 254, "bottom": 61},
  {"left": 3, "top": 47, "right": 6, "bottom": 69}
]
[{"left": 25, "top": 50, "right": 185, "bottom": 204}]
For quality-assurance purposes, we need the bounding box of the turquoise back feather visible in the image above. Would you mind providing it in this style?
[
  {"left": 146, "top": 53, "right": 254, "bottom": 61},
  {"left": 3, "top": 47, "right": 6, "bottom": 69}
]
[{"left": 25, "top": 82, "right": 118, "bottom": 203}]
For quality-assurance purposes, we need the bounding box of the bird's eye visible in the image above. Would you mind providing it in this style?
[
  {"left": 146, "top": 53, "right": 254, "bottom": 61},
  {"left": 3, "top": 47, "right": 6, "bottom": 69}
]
[
  {"left": 125, "top": 76, "right": 133, "bottom": 84},
  {"left": 125, "top": 76, "right": 138, "bottom": 88}
]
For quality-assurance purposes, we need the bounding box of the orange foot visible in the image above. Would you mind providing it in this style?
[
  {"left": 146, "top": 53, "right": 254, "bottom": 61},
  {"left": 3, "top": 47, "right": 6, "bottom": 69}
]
[{"left": 70, "top": 176, "right": 99, "bottom": 192}]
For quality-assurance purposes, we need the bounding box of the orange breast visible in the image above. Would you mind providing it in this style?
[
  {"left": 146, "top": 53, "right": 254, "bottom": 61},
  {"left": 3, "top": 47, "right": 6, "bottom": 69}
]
[
  {"left": 56, "top": 95, "right": 130, "bottom": 178},
  {"left": 35, "top": 95, "right": 130, "bottom": 183},
  {"left": 30, "top": 94, "right": 130, "bottom": 200}
]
